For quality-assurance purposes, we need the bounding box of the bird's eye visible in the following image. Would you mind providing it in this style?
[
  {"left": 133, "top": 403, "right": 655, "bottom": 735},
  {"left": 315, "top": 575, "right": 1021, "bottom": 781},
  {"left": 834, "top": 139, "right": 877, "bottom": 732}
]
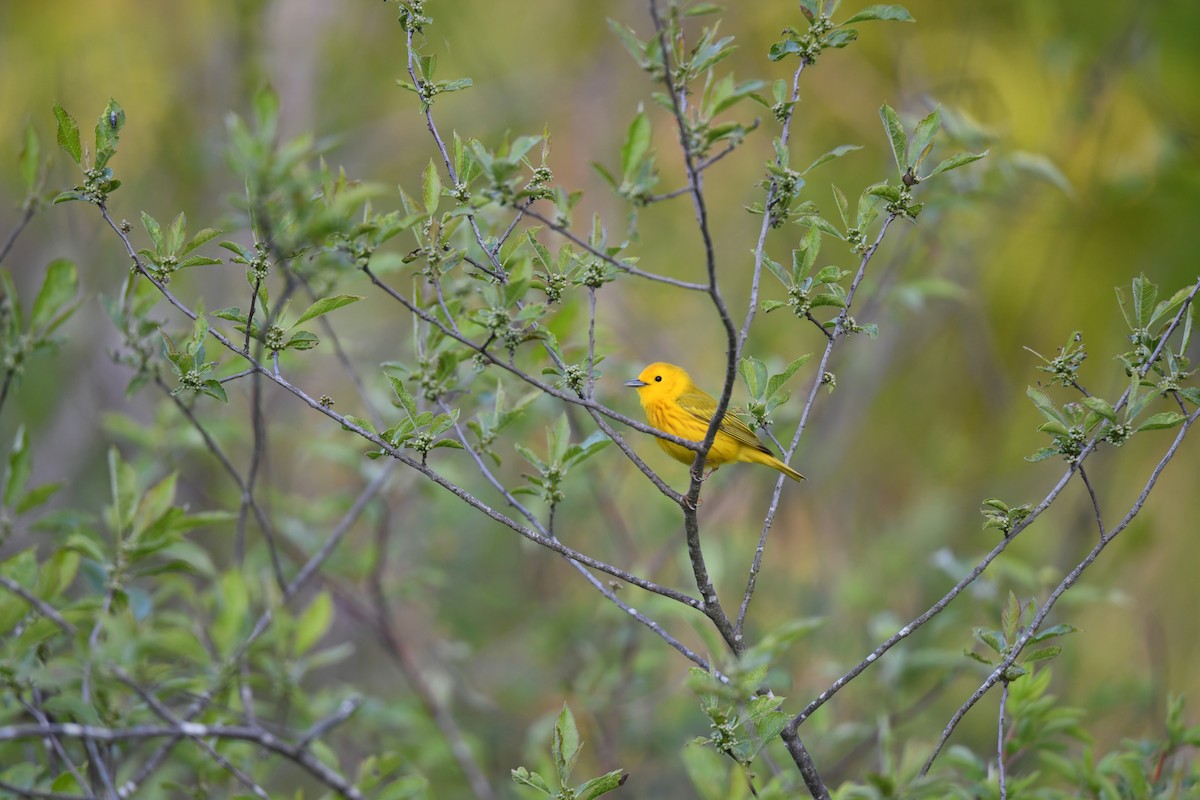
[{"left": 654, "top": 375, "right": 662, "bottom": 382}]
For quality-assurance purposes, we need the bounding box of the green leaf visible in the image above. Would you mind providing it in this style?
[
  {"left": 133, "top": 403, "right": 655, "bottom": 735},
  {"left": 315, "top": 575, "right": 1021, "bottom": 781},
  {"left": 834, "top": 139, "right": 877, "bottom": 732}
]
[
  {"left": 926, "top": 150, "right": 988, "bottom": 178},
  {"left": 831, "top": 184, "right": 850, "bottom": 229},
  {"left": 1149, "top": 283, "right": 1194, "bottom": 328},
  {"left": 3, "top": 426, "right": 31, "bottom": 508},
  {"left": 766, "top": 355, "right": 812, "bottom": 399},
  {"left": 1130, "top": 273, "right": 1157, "bottom": 330},
  {"left": 29, "top": 259, "right": 78, "bottom": 333},
  {"left": 975, "top": 627, "right": 1004, "bottom": 655},
  {"left": 142, "top": 211, "right": 164, "bottom": 251},
  {"left": 52, "top": 103, "right": 81, "bottom": 165},
  {"left": 1028, "top": 623, "right": 1077, "bottom": 644},
  {"left": 511, "top": 767, "right": 553, "bottom": 795},
  {"left": 1026, "top": 386, "right": 1065, "bottom": 424},
  {"left": 1136, "top": 412, "right": 1185, "bottom": 432},
  {"left": 1026, "top": 446, "right": 1059, "bottom": 463},
  {"left": 879, "top": 104, "right": 907, "bottom": 173},
  {"left": 131, "top": 472, "right": 178, "bottom": 543},
  {"left": 739, "top": 356, "right": 768, "bottom": 399},
  {"left": 439, "top": 78, "right": 473, "bottom": 94},
  {"left": 291, "top": 295, "right": 363, "bottom": 328},
  {"left": 841, "top": 4, "right": 915, "bottom": 24},
  {"left": 182, "top": 227, "right": 222, "bottom": 255},
  {"left": 768, "top": 39, "right": 803, "bottom": 62},
  {"left": 964, "top": 649, "right": 995, "bottom": 666},
  {"left": 388, "top": 374, "right": 418, "bottom": 419},
  {"left": 19, "top": 121, "right": 40, "bottom": 195},
  {"left": 802, "top": 144, "right": 862, "bottom": 175},
  {"left": 1001, "top": 591, "right": 1021, "bottom": 645},
  {"left": 620, "top": 108, "right": 652, "bottom": 180},
  {"left": 284, "top": 330, "right": 319, "bottom": 350},
  {"left": 295, "top": 592, "right": 333, "bottom": 654},
  {"left": 166, "top": 212, "right": 187, "bottom": 255},
  {"left": 1037, "top": 420, "right": 1070, "bottom": 437},
  {"left": 552, "top": 703, "right": 582, "bottom": 786},
  {"left": 94, "top": 98, "right": 124, "bottom": 170},
  {"left": 578, "top": 769, "right": 628, "bottom": 799},
  {"left": 909, "top": 107, "right": 941, "bottom": 170},
  {"left": 823, "top": 28, "right": 859, "bottom": 48},
  {"left": 16, "top": 482, "right": 61, "bottom": 515},
  {"left": 1081, "top": 396, "right": 1116, "bottom": 422},
  {"left": 422, "top": 159, "right": 441, "bottom": 216},
  {"left": 108, "top": 446, "right": 139, "bottom": 533},
  {"left": 1023, "top": 646, "right": 1062, "bottom": 663}
]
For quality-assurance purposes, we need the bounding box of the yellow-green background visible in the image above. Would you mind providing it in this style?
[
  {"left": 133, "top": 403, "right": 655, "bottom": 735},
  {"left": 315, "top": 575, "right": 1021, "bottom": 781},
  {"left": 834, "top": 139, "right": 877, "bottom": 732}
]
[{"left": 2, "top": 0, "right": 1198, "bottom": 794}]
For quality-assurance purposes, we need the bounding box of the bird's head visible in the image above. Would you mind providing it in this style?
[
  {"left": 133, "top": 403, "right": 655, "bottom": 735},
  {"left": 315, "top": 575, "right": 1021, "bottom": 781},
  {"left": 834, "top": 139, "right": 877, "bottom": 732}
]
[{"left": 624, "top": 362, "right": 693, "bottom": 400}]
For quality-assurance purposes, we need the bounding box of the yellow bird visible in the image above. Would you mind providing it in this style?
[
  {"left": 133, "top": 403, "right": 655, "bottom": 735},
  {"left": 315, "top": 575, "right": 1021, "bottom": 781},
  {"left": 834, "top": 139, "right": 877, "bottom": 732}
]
[{"left": 625, "top": 362, "right": 805, "bottom": 482}]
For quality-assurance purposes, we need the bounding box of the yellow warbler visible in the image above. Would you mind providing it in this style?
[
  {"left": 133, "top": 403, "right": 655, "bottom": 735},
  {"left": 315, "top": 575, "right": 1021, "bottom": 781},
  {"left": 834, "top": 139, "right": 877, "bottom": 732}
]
[{"left": 625, "top": 362, "right": 805, "bottom": 482}]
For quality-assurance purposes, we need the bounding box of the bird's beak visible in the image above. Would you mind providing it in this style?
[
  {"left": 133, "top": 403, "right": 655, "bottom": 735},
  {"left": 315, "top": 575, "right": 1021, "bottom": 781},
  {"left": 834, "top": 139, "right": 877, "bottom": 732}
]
[{"left": 624, "top": 378, "right": 647, "bottom": 388}]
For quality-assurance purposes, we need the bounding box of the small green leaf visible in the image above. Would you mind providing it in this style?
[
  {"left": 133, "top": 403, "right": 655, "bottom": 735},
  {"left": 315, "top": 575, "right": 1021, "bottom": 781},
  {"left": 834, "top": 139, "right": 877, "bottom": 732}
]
[
  {"left": 739, "top": 356, "right": 768, "bottom": 399},
  {"left": 1037, "top": 420, "right": 1070, "bottom": 437},
  {"left": 766, "top": 355, "right": 812, "bottom": 398},
  {"left": 511, "top": 767, "right": 553, "bottom": 795},
  {"left": 1023, "top": 646, "right": 1062, "bottom": 664},
  {"left": 291, "top": 295, "right": 363, "bottom": 328},
  {"left": 1136, "top": 412, "right": 1185, "bottom": 432},
  {"left": 926, "top": 150, "right": 988, "bottom": 178},
  {"left": 3, "top": 426, "right": 31, "bottom": 508},
  {"left": 388, "top": 375, "right": 418, "bottom": 419},
  {"left": 1001, "top": 591, "right": 1021, "bottom": 645},
  {"left": 552, "top": 703, "right": 582, "bottom": 786},
  {"left": 29, "top": 259, "right": 78, "bottom": 332},
  {"left": 284, "top": 330, "right": 319, "bottom": 350},
  {"left": 578, "top": 769, "right": 628, "bottom": 799},
  {"left": 166, "top": 212, "right": 187, "bottom": 255},
  {"left": 1081, "top": 396, "right": 1117, "bottom": 422},
  {"left": 909, "top": 107, "right": 941, "bottom": 170},
  {"left": 94, "top": 98, "right": 124, "bottom": 170},
  {"left": 182, "top": 227, "right": 222, "bottom": 255},
  {"left": 841, "top": 4, "right": 915, "bottom": 24},
  {"left": 964, "top": 649, "right": 995, "bottom": 666},
  {"left": 975, "top": 627, "right": 1004, "bottom": 655},
  {"left": 802, "top": 144, "right": 862, "bottom": 175},
  {"left": 142, "top": 212, "right": 164, "bottom": 251},
  {"left": 52, "top": 103, "right": 81, "bottom": 165},
  {"left": 620, "top": 108, "right": 652, "bottom": 180},
  {"left": 1027, "top": 386, "right": 1064, "bottom": 424},
  {"left": 879, "top": 104, "right": 907, "bottom": 173},
  {"left": 19, "top": 121, "right": 40, "bottom": 195},
  {"left": 295, "top": 592, "right": 333, "bottom": 654},
  {"left": 1028, "top": 623, "right": 1077, "bottom": 644},
  {"left": 422, "top": 159, "right": 441, "bottom": 216}
]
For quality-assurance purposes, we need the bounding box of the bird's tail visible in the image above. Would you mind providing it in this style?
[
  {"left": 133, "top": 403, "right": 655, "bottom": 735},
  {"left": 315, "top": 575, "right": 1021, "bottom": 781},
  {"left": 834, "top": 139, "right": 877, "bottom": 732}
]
[{"left": 751, "top": 450, "right": 805, "bottom": 482}]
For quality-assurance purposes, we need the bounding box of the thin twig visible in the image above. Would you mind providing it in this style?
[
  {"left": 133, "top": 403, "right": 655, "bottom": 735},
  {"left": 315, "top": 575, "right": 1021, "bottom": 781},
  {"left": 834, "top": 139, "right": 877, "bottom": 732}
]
[
  {"left": 997, "top": 680, "right": 1009, "bottom": 800},
  {"left": 0, "top": 574, "right": 75, "bottom": 634},
  {"left": 0, "top": 204, "right": 36, "bottom": 265},
  {"left": 1077, "top": 464, "right": 1105, "bottom": 537}
]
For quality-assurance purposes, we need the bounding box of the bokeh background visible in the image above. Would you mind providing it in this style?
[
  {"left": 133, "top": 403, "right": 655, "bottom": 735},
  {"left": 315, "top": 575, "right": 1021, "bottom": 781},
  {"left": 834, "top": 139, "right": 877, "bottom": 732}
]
[{"left": 2, "top": 0, "right": 1199, "bottom": 795}]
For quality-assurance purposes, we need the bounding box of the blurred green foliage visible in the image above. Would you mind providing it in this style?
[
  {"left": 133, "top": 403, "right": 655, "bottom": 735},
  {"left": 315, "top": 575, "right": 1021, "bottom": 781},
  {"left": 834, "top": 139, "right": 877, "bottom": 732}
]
[{"left": 1, "top": 0, "right": 1199, "bottom": 797}]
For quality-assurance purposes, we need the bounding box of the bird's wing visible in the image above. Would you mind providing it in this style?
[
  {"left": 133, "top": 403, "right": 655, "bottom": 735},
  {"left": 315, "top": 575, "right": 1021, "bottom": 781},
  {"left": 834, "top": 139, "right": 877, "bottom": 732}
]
[{"left": 676, "top": 389, "right": 772, "bottom": 454}]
